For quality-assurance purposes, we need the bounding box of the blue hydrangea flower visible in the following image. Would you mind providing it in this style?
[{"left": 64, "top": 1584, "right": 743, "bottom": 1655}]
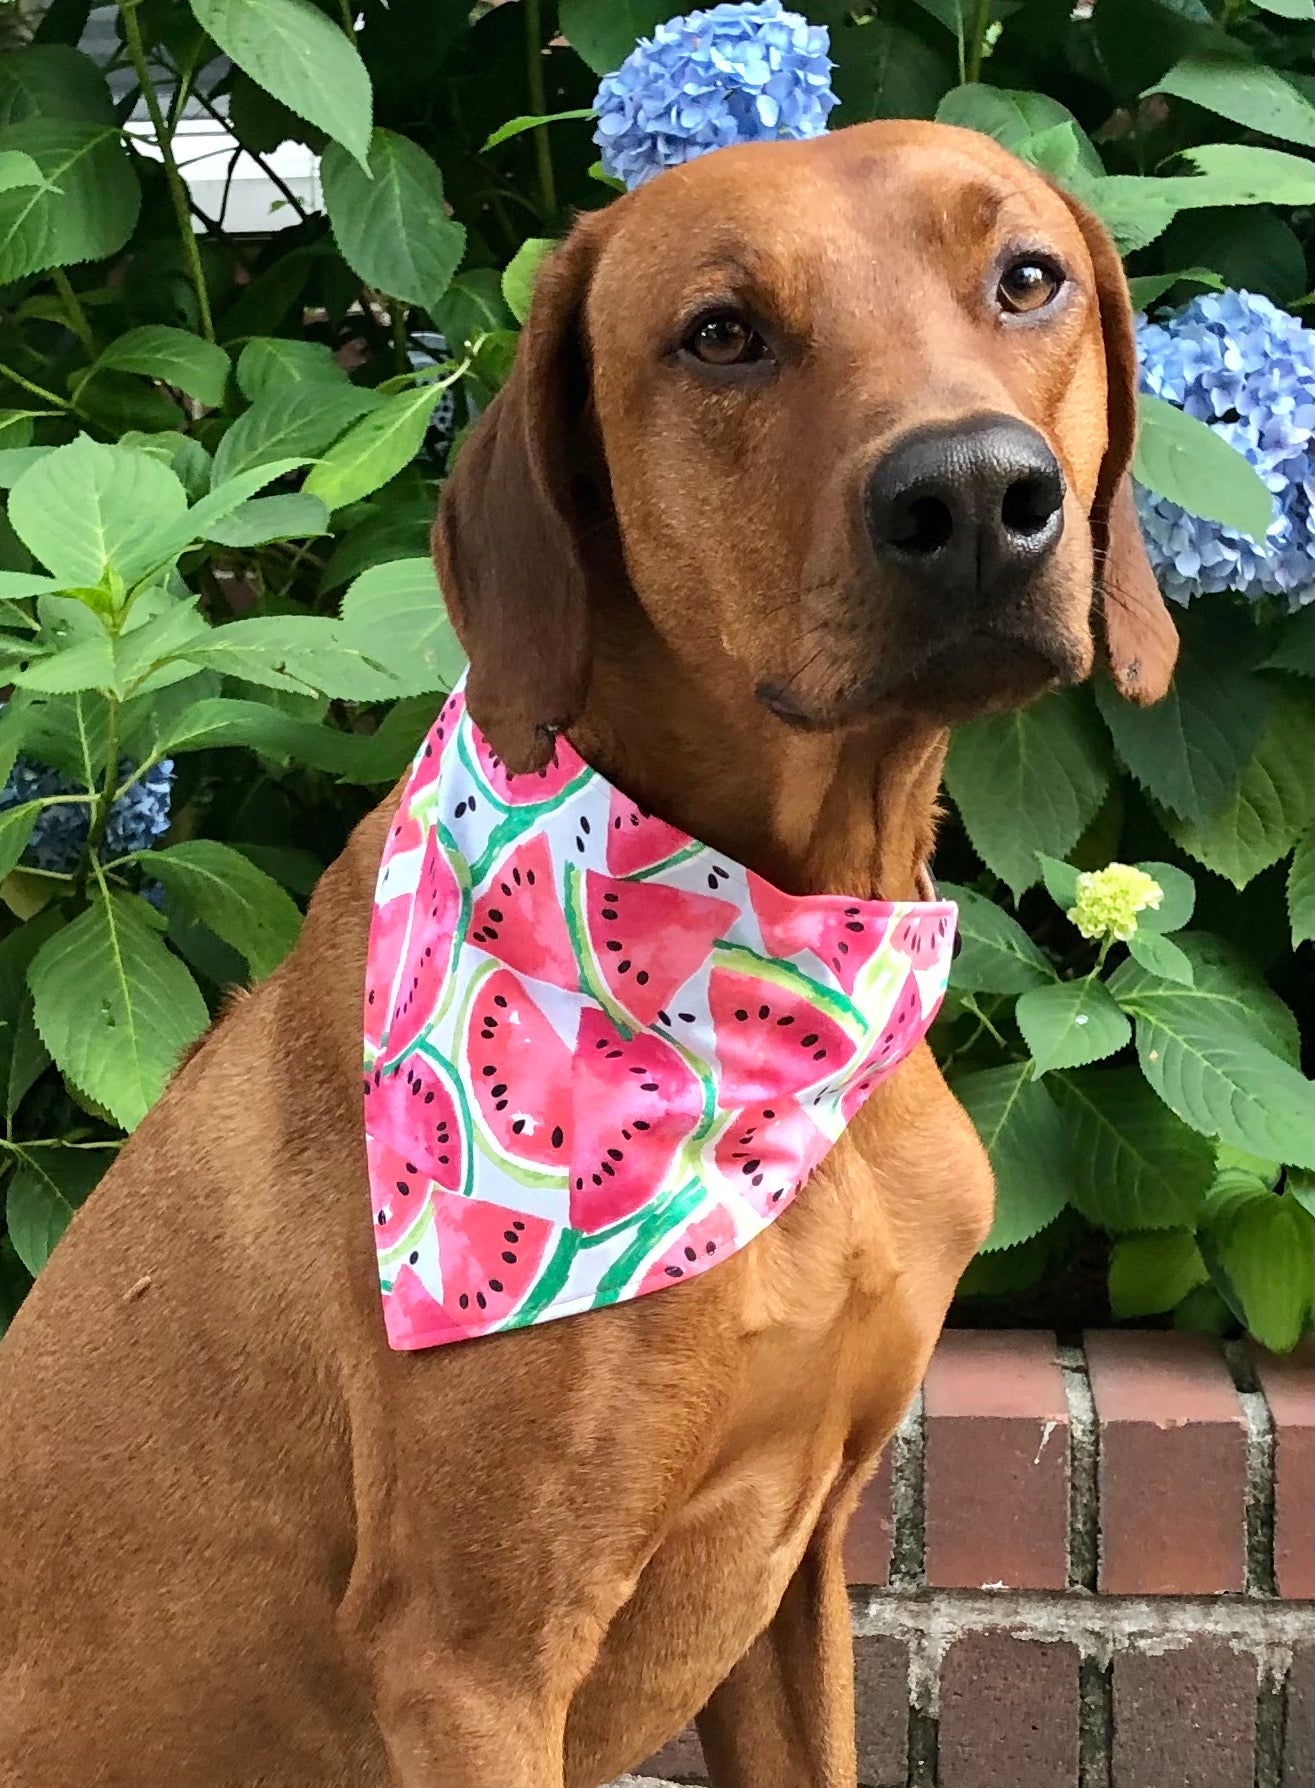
[
  {"left": 595, "top": 1, "right": 837, "bottom": 190},
  {"left": 1135, "top": 290, "right": 1314, "bottom": 608},
  {"left": 0, "top": 754, "right": 174, "bottom": 874}
]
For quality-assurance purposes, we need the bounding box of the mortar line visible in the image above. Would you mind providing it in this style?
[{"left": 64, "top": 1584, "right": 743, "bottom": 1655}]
[
  {"left": 888, "top": 1388, "right": 926, "bottom": 1590},
  {"left": 1060, "top": 1342, "right": 1100, "bottom": 1594},
  {"left": 1078, "top": 1651, "right": 1113, "bottom": 1788},
  {"left": 1225, "top": 1340, "right": 1277, "bottom": 1600}
]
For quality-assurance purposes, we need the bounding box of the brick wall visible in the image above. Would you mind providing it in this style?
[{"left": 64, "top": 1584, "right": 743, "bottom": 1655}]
[{"left": 636, "top": 1330, "right": 1314, "bottom": 1788}]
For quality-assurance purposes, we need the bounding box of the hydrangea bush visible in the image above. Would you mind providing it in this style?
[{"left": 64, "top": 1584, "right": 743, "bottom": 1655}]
[
  {"left": 1136, "top": 291, "right": 1314, "bottom": 606},
  {"left": 0, "top": 1, "right": 1310, "bottom": 1351}
]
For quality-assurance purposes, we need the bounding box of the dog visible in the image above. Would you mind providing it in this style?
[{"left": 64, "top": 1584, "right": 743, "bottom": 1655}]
[{"left": 0, "top": 120, "right": 1176, "bottom": 1788}]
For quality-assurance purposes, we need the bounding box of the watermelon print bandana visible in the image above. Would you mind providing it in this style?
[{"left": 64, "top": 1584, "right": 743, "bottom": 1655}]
[{"left": 363, "top": 675, "right": 957, "bottom": 1351}]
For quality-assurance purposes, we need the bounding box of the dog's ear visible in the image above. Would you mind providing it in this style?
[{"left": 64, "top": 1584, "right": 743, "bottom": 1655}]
[
  {"left": 433, "top": 217, "right": 604, "bottom": 771},
  {"left": 1061, "top": 192, "right": 1178, "bottom": 705}
]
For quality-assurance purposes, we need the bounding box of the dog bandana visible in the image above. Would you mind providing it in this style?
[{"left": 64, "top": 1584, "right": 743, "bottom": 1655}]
[{"left": 363, "top": 676, "right": 957, "bottom": 1350}]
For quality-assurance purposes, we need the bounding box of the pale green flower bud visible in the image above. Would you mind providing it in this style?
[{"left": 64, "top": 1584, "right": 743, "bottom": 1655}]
[{"left": 1068, "top": 864, "right": 1164, "bottom": 944}]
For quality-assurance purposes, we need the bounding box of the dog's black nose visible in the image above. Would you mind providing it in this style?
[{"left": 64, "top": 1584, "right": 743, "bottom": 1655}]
[{"left": 866, "top": 414, "right": 1065, "bottom": 604}]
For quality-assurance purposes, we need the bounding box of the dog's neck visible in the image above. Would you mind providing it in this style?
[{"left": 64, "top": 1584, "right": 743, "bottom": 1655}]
[{"left": 570, "top": 624, "right": 948, "bottom": 904}]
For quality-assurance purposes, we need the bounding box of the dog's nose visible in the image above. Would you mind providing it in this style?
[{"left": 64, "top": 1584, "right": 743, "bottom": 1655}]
[{"left": 865, "top": 414, "right": 1065, "bottom": 604}]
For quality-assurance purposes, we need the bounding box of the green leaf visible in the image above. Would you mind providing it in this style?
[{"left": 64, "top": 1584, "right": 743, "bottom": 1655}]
[
  {"left": 321, "top": 128, "right": 466, "bottom": 312},
  {"left": 1149, "top": 51, "right": 1315, "bottom": 147},
  {"left": 124, "top": 458, "right": 309, "bottom": 580},
  {"left": 1262, "top": 606, "right": 1313, "bottom": 677},
  {"left": 483, "top": 110, "right": 595, "bottom": 151},
  {"left": 1288, "top": 835, "right": 1313, "bottom": 950},
  {"left": 1126, "top": 268, "right": 1223, "bottom": 309},
  {"left": 8, "top": 436, "right": 188, "bottom": 588},
  {"left": 1133, "top": 394, "right": 1274, "bottom": 540},
  {"left": 338, "top": 557, "right": 466, "bottom": 696},
  {"left": 1249, "top": 0, "right": 1312, "bottom": 16},
  {"left": 1052, "top": 1066, "right": 1215, "bottom": 1232},
  {"left": 5, "top": 1148, "right": 107, "bottom": 1276},
  {"left": 1017, "top": 977, "right": 1131, "bottom": 1076},
  {"left": 0, "top": 570, "right": 63, "bottom": 602},
  {"left": 1109, "top": 1230, "right": 1208, "bottom": 1319},
  {"left": 203, "top": 494, "right": 329, "bottom": 549},
  {"left": 935, "top": 86, "right": 1103, "bottom": 173},
  {"left": 1037, "top": 853, "right": 1081, "bottom": 912},
  {"left": 560, "top": 0, "right": 671, "bottom": 74},
  {"left": 940, "top": 882, "right": 1055, "bottom": 994},
  {"left": 0, "top": 150, "right": 45, "bottom": 193},
  {"left": 1175, "top": 144, "right": 1315, "bottom": 207},
  {"left": 1109, "top": 938, "right": 1313, "bottom": 1168},
  {"left": 210, "top": 382, "right": 380, "bottom": 487},
  {"left": 945, "top": 691, "right": 1113, "bottom": 897},
  {"left": 1163, "top": 684, "right": 1314, "bottom": 889},
  {"left": 188, "top": 0, "right": 373, "bottom": 169},
  {"left": 235, "top": 337, "right": 349, "bottom": 403},
  {"left": 144, "top": 840, "right": 301, "bottom": 980},
  {"left": 0, "top": 907, "right": 58, "bottom": 1120},
  {"left": 1095, "top": 649, "right": 1268, "bottom": 823},
  {"left": 0, "top": 117, "right": 140, "bottom": 282},
  {"left": 1201, "top": 1189, "right": 1314, "bottom": 1352},
  {"left": 0, "top": 803, "right": 41, "bottom": 881},
  {"left": 1126, "top": 930, "right": 1195, "bottom": 985},
  {"left": 153, "top": 695, "right": 413, "bottom": 782},
  {"left": 501, "top": 237, "right": 555, "bottom": 327},
  {"left": 120, "top": 430, "right": 212, "bottom": 501},
  {"left": 0, "top": 45, "right": 115, "bottom": 126},
  {"left": 953, "top": 1062, "right": 1072, "bottom": 1251},
  {"left": 76, "top": 326, "right": 231, "bottom": 408},
  {"left": 28, "top": 886, "right": 209, "bottom": 1130},
  {"left": 303, "top": 383, "right": 446, "bottom": 513},
  {"left": 830, "top": 20, "right": 954, "bottom": 125},
  {"left": 1113, "top": 931, "right": 1301, "bottom": 1064},
  {"left": 1134, "top": 861, "right": 1196, "bottom": 933},
  {"left": 430, "top": 270, "right": 514, "bottom": 356},
  {"left": 170, "top": 614, "right": 404, "bottom": 701}
]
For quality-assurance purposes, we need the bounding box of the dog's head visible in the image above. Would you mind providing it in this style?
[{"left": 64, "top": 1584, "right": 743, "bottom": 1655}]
[{"left": 436, "top": 120, "right": 1177, "bottom": 773}]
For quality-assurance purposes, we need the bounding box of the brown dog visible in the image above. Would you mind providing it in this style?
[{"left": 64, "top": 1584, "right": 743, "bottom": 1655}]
[{"left": 0, "top": 122, "right": 1175, "bottom": 1788}]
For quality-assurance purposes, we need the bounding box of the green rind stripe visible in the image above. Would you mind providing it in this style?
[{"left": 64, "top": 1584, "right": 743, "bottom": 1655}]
[
  {"left": 508, "top": 1226, "right": 584, "bottom": 1326},
  {"left": 593, "top": 1178, "right": 708, "bottom": 1305},
  {"left": 709, "top": 939, "right": 867, "bottom": 1037}
]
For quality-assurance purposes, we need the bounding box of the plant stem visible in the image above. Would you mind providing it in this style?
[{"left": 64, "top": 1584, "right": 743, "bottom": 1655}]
[
  {"left": 120, "top": 0, "right": 215, "bottom": 342},
  {"left": 50, "top": 269, "right": 95, "bottom": 356},
  {"left": 0, "top": 360, "right": 73, "bottom": 410},
  {"left": 73, "top": 693, "right": 120, "bottom": 907},
  {"left": 962, "top": 993, "right": 1009, "bottom": 1050},
  {"left": 524, "top": 0, "right": 558, "bottom": 223},
  {"left": 966, "top": 0, "right": 995, "bottom": 84},
  {"left": 336, "top": 0, "right": 355, "bottom": 35},
  {"left": 189, "top": 82, "right": 312, "bottom": 223}
]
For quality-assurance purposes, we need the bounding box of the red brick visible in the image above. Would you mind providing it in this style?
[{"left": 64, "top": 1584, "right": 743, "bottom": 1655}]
[
  {"left": 1286, "top": 1640, "right": 1314, "bottom": 1788},
  {"left": 1086, "top": 1331, "right": 1247, "bottom": 1594},
  {"left": 844, "top": 1450, "right": 894, "bottom": 1586},
  {"left": 937, "top": 1632, "right": 1078, "bottom": 1788},
  {"left": 1249, "top": 1338, "right": 1314, "bottom": 1600},
  {"left": 639, "top": 1724, "right": 704, "bottom": 1781},
  {"left": 924, "top": 1329, "right": 1069, "bottom": 1590},
  {"left": 854, "top": 1635, "right": 908, "bottom": 1787},
  {"left": 1112, "top": 1638, "right": 1256, "bottom": 1788}
]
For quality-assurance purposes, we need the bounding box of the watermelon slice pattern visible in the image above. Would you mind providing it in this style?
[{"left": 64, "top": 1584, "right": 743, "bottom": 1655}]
[{"left": 364, "top": 671, "right": 956, "bottom": 1351}]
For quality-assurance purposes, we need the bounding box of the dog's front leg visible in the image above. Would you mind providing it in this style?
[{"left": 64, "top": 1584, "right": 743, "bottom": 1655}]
[{"left": 695, "top": 1520, "right": 857, "bottom": 1788}]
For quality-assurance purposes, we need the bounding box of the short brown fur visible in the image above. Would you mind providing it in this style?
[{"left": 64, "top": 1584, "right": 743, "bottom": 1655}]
[{"left": 0, "top": 123, "right": 1175, "bottom": 1787}]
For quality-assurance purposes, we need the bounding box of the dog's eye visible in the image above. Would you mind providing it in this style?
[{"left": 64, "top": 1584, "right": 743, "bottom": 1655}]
[
  {"left": 685, "top": 311, "right": 766, "bottom": 366},
  {"left": 998, "top": 260, "right": 1063, "bottom": 315}
]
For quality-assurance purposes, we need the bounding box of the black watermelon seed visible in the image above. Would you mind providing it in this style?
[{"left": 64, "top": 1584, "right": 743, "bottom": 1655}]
[
  {"left": 489, "top": 1278, "right": 503, "bottom": 1294},
  {"left": 551, "top": 1126, "right": 564, "bottom": 1149},
  {"left": 501, "top": 1251, "right": 516, "bottom": 1265}
]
